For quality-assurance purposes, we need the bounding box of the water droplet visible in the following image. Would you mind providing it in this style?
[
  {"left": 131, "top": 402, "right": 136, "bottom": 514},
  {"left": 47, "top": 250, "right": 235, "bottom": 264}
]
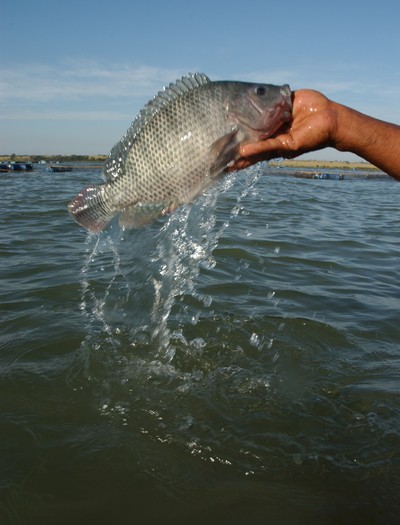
[
  {"left": 190, "top": 337, "right": 206, "bottom": 349},
  {"left": 250, "top": 332, "right": 260, "bottom": 347},
  {"left": 202, "top": 295, "right": 212, "bottom": 307}
]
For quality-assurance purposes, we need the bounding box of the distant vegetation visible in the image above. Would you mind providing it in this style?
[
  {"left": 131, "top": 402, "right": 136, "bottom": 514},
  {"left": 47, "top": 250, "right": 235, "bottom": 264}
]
[
  {"left": 0, "top": 154, "right": 379, "bottom": 172},
  {"left": 0, "top": 154, "right": 107, "bottom": 163},
  {"left": 269, "top": 159, "right": 379, "bottom": 171}
]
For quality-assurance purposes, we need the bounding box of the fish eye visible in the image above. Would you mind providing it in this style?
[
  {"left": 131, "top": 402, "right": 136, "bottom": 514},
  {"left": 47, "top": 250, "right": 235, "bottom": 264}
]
[{"left": 256, "top": 86, "right": 266, "bottom": 96}]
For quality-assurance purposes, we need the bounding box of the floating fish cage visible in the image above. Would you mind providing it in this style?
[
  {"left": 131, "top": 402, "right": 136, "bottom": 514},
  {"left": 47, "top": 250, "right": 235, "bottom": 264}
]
[
  {"left": 49, "top": 165, "right": 73, "bottom": 173},
  {"left": 0, "top": 163, "right": 33, "bottom": 172}
]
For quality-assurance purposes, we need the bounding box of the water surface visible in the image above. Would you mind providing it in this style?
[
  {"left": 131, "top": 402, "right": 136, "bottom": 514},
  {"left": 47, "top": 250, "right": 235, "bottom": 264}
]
[{"left": 1, "top": 165, "right": 399, "bottom": 524}]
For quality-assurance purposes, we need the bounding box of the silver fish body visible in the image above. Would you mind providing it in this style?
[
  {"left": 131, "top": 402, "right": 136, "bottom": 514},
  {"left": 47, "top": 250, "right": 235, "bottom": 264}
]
[{"left": 68, "top": 73, "right": 292, "bottom": 231}]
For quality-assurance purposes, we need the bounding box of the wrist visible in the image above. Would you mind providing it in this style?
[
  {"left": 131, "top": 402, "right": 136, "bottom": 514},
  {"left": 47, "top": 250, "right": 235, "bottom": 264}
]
[
  {"left": 331, "top": 102, "right": 381, "bottom": 156},
  {"left": 327, "top": 101, "right": 400, "bottom": 179},
  {"left": 328, "top": 100, "right": 354, "bottom": 152}
]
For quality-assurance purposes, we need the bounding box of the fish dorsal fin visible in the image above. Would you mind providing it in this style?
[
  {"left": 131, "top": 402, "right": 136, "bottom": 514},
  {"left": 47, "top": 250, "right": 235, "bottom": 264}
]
[
  {"left": 145, "top": 73, "right": 211, "bottom": 113},
  {"left": 104, "top": 73, "right": 211, "bottom": 182}
]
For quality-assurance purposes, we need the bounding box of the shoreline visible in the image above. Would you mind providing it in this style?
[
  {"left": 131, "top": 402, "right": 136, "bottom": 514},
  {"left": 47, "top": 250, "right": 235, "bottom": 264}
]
[
  {"left": 269, "top": 159, "right": 381, "bottom": 171},
  {"left": 0, "top": 155, "right": 380, "bottom": 172},
  {"left": 0, "top": 155, "right": 107, "bottom": 164}
]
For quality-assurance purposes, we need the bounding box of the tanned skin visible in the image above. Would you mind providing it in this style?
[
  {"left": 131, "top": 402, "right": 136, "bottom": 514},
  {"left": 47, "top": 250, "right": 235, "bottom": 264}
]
[{"left": 232, "top": 90, "right": 400, "bottom": 181}]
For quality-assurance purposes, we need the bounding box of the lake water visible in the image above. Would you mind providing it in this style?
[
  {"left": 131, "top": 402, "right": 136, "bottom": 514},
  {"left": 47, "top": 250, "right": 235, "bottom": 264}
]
[{"left": 1, "top": 164, "right": 399, "bottom": 524}]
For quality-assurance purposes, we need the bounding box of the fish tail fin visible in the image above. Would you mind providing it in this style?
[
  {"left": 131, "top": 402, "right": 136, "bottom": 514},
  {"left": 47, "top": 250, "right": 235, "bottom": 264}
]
[{"left": 68, "top": 184, "right": 115, "bottom": 232}]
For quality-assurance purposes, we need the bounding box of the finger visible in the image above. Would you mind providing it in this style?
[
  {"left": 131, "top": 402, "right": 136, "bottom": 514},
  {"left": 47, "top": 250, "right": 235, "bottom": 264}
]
[
  {"left": 239, "top": 136, "right": 290, "bottom": 158},
  {"left": 226, "top": 159, "right": 252, "bottom": 172}
]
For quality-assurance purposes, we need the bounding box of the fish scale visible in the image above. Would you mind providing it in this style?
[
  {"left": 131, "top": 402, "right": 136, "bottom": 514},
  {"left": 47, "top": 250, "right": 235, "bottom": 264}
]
[
  {"left": 123, "top": 81, "right": 225, "bottom": 204},
  {"left": 68, "top": 73, "right": 292, "bottom": 232}
]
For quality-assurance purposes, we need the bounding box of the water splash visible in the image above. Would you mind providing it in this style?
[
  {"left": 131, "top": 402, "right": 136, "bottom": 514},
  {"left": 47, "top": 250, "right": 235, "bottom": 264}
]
[
  {"left": 148, "top": 167, "right": 264, "bottom": 357},
  {"left": 78, "top": 167, "right": 263, "bottom": 362},
  {"left": 149, "top": 199, "right": 218, "bottom": 358},
  {"left": 79, "top": 229, "right": 125, "bottom": 341}
]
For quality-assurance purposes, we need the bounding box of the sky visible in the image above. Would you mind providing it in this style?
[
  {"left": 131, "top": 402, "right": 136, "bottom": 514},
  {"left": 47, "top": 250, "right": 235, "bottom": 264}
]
[{"left": 1, "top": 0, "right": 400, "bottom": 161}]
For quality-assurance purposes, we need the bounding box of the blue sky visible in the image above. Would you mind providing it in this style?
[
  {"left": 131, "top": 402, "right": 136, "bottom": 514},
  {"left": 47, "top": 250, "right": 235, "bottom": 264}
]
[{"left": 2, "top": 0, "right": 399, "bottom": 160}]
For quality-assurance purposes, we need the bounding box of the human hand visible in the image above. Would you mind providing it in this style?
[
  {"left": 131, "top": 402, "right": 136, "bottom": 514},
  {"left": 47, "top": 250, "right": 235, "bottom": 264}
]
[{"left": 232, "top": 89, "right": 338, "bottom": 169}]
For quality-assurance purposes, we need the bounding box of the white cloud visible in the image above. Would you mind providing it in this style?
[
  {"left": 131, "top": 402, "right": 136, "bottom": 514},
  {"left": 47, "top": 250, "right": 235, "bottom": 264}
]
[
  {"left": 0, "top": 109, "right": 128, "bottom": 121},
  {"left": 0, "top": 60, "right": 191, "bottom": 104},
  {"left": 0, "top": 60, "right": 199, "bottom": 122},
  {"left": 1, "top": 59, "right": 399, "bottom": 126}
]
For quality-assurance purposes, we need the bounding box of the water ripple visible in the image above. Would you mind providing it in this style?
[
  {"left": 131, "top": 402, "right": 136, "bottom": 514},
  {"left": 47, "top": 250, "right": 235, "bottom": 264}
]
[{"left": 1, "top": 166, "right": 400, "bottom": 523}]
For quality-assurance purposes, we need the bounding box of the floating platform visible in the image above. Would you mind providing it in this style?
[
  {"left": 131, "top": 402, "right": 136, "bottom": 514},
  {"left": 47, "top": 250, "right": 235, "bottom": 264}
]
[
  {"left": 288, "top": 171, "right": 345, "bottom": 180},
  {"left": 49, "top": 165, "right": 73, "bottom": 172},
  {"left": 0, "top": 163, "right": 33, "bottom": 172}
]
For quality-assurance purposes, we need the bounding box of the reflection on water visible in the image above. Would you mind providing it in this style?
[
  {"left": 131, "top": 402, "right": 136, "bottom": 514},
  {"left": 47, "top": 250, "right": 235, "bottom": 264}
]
[{"left": 1, "top": 165, "right": 400, "bottom": 524}]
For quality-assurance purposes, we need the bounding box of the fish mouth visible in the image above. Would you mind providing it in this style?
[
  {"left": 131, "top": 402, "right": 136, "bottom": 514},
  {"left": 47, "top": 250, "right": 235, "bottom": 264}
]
[
  {"left": 261, "top": 84, "right": 292, "bottom": 137},
  {"left": 259, "top": 97, "right": 293, "bottom": 139},
  {"left": 280, "top": 84, "right": 293, "bottom": 121},
  {"left": 238, "top": 85, "right": 293, "bottom": 140}
]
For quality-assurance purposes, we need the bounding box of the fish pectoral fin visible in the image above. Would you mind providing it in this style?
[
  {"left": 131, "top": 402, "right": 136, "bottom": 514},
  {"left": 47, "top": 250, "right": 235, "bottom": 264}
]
[
  {"left": 209, "top": 129, "right": 240, "bottom": 175},
  {"left": 119, "top": 202, "right": 177, "bottom": 229}
]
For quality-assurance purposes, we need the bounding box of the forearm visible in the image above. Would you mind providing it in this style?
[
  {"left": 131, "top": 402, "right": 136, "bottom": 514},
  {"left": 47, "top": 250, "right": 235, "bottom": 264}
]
[
  {"left": 332, "top": 102, "right": 400, "bottom": 180},
  {"left": 234, "top": 91, "right": 400, "bottom": 179}
]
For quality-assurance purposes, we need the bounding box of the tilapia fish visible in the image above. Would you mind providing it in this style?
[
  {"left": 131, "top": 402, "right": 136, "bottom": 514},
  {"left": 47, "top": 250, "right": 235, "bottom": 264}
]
[{"left": 68, "top": 73, "right": 292, "bottom": 232}]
